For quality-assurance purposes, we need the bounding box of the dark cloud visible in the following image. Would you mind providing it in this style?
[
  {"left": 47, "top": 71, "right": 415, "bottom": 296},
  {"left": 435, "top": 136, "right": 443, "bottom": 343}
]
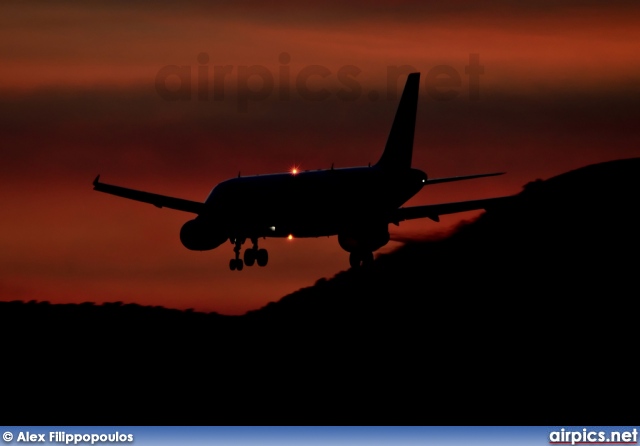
[
  {"left": 21, "top": 0, "right": 640, "bottom": 23},
  {"left": 5, "top": 0, "right": 640, "bottom": 44},
  {"left": 2, "top": 81, "right": 639, "bottom": 184}
]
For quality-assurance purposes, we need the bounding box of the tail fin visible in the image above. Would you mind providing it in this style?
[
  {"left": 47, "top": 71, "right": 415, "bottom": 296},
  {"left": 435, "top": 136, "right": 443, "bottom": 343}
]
[{"left": 374, "top": 72, "right": 420, "bottom": 171}]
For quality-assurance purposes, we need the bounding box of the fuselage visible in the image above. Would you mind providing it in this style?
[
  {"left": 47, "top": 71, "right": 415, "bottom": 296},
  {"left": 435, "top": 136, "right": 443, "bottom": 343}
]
[{"left": 201, "top": 166, "right": 427, "bottom": 239}]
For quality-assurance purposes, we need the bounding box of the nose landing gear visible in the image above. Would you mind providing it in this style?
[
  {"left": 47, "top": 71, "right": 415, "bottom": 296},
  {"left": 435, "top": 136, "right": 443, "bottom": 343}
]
[{"left": 229, "top": 238, "right": 244, "bottom": 271}]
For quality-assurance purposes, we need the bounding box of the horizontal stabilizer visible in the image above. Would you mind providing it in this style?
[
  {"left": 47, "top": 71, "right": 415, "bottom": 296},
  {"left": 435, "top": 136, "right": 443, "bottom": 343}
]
[{"left": 93, "top": 175, "right": 206, "bottom": 214}]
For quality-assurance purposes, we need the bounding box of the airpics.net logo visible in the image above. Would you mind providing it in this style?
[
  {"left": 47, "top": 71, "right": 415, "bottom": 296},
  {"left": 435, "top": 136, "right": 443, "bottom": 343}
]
[
  {"left": 549, "top": 428, "right": 639, "bottom": 445},
  {"left": 154, "top": 52, "right": 485, "bottom": 112}
]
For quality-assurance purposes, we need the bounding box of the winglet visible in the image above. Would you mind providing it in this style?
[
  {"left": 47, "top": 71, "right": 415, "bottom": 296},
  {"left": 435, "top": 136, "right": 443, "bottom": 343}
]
[{"left": 93, "top": 175, "right": 101, "bottom": 187}]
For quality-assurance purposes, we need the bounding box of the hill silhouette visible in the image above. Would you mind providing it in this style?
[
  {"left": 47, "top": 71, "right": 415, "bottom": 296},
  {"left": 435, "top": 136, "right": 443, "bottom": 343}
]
[{"left": 2, "top": 157, "right": 639, "bottom": 425}]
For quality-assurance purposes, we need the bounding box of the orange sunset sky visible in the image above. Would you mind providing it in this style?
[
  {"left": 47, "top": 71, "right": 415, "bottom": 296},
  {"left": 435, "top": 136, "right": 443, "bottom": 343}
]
[{"left": 2, "top": 0, "right": 640, "bottom": 314}]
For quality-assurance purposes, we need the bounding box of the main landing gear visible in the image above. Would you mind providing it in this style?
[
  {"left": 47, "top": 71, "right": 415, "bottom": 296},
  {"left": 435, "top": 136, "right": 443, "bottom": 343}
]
[
  {"left": 229, "top": 237, "right": 269, "bottom": 271},
  {"left": 349, "top": 251, "right": 374, "bottom": 268}
]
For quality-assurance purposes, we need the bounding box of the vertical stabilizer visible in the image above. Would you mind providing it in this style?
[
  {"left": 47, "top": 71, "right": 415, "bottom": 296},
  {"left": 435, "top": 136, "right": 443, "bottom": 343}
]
[{"left": 374, "top": 72, "right": 420, "bottom": 171}]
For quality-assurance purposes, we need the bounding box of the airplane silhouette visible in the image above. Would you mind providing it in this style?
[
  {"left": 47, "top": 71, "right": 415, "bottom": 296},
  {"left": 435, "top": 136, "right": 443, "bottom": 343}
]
[{"left": 94, "top": 72, "right": 506, "bottom": 270}]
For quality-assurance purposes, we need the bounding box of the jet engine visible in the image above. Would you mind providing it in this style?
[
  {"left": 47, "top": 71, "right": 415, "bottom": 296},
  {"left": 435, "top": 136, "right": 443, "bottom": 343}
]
[
  {"left": 180, "top": 218, "right": 227, "bottom": 251},
  {"left": 338, "top": 224, "right": 390, "bottom": 253}
]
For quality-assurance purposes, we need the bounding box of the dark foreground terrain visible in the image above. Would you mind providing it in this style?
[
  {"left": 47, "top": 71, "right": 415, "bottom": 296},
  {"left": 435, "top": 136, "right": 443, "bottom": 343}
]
[{"left": 2, "top": 158, "right": 639, "bottom": 425}]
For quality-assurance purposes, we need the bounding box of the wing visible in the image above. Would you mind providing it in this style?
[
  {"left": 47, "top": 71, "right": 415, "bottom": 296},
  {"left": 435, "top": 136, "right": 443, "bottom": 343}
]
[
  {"left": 391, "top": 196, "right": 513, "bottom": 223},
  {"left": 425, "top": 172, "right": 505, "bottom": 185},
  {"left": 92, "top": 175, "right": 207, "bottom": 214}
]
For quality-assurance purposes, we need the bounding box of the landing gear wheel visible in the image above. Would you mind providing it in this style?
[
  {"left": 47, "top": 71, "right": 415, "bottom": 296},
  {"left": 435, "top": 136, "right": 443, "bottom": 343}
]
[
  {"left": 229, "top": 258, "right": 244, "bottom": 271},
  {"left": 244, "top": 248, "right": 256, "bottom": 267},
  {"left": 256, "top": 248, "right": 269, "bottom": 267},
  {"left": 349, "top": 251, "right": 374, "bottom": 268}
]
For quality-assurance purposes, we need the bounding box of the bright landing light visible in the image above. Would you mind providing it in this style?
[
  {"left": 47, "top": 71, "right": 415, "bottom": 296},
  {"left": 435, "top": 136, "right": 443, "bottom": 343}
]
[{"left": 287, "top": 234, "right": 293, "bottom": 240}]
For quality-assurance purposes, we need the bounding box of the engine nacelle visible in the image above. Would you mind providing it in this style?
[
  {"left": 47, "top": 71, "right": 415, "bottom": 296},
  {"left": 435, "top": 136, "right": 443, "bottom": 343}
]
[
  {"left": 179, "top": 218, "right": 227, "bottom": 251},
  {"left": 338, "top": 225, "right": 390, "bottom": 253}
]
